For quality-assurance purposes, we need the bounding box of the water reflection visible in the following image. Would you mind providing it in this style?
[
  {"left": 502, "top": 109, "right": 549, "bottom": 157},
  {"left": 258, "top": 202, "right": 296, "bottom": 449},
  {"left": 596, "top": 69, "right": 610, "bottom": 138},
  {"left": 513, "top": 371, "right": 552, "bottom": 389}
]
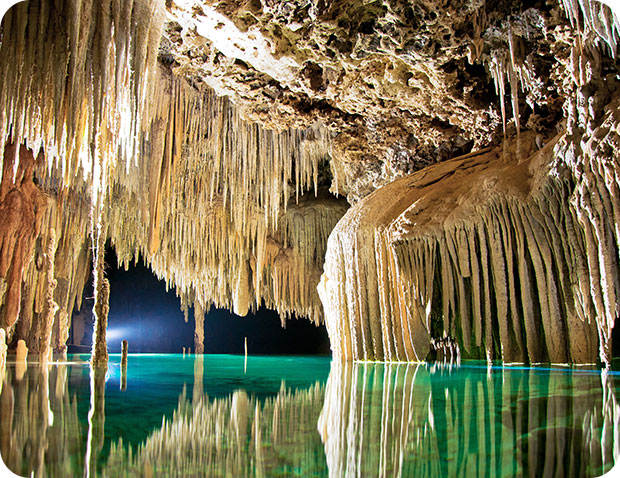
[
  {"left": 1, "top": 363, "right": 83, "bottom": 477},
  {"left": 0, "top": 358, "right": 619, "bottom": 477},
  {"left": 319, "top": 362, "right": 620, "bottom": 478}
]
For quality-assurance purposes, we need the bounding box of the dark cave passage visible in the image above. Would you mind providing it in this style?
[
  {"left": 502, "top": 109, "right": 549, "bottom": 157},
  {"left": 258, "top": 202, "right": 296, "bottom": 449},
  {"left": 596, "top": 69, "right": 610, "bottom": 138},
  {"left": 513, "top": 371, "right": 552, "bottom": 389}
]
[{"left": 68, "top": 247, "right": 331, "bottom": 355}]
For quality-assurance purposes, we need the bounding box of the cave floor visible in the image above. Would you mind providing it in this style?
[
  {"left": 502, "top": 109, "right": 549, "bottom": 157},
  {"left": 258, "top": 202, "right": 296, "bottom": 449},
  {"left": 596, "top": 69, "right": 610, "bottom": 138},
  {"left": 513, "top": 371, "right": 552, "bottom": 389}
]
[{"left": 1, "top": 354, "right": 618, "bottom": 477}]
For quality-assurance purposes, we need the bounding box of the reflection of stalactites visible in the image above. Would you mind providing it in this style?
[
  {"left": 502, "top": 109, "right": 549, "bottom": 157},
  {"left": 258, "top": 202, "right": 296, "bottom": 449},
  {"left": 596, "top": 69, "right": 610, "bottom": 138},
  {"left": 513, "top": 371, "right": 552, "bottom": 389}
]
[
  {"left": 0, "top": 369, "right": 13, "bottom": 464},
  {"left": 192, "top": 355, "right": 203, "bottom": 402},
  {"left": 319, "top": 362, "right": 620, "bottom": 478},
  {"left": 0, "top": 362, "right": 82, "bottom": 476},
  {"left": 34, "top": 366, "right": 51, "bottom": 478},
  {"left": 103, "top": 381, "right": 327, "bottom": 476},
  {"left": 318, "top": 362, "right": 425, "bottom": 478},
  {"left": 85, "top": 367, "right": 106, "bottom": 478}
]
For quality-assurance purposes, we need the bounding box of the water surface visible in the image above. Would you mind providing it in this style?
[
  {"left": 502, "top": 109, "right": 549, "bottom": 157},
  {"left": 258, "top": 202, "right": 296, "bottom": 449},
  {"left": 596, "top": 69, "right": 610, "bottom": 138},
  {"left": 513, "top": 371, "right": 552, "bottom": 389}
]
[{"left": 0, "top": 354, "right": 618, "bottom": 477}]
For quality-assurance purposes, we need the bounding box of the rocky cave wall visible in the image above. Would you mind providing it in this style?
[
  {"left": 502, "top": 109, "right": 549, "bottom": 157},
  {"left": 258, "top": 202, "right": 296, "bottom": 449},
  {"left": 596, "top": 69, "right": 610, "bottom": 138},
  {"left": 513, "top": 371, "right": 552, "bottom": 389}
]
[
  {"left": 0, "top": 0, "right": 619, "bottom": 363},
  {"left": 0, "top": 0, "right": 348, "bottom": 356},
  {"left": 318, "top": 19, "right": 620, "bottom": 365}
]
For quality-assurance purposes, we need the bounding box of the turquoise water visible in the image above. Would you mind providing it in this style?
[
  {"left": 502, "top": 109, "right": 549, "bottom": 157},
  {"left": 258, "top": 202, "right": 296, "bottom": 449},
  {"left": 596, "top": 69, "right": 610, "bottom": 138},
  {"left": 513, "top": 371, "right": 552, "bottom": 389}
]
[{"left": 1, "top": 354, "right": 619, "bottom": 477}]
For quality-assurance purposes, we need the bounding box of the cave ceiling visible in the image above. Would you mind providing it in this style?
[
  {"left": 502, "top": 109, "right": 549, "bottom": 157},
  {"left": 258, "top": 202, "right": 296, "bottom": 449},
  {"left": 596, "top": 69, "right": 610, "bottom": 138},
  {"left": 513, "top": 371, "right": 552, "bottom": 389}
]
[{"left": 161, "top": 0, "right": 589, "bottom": 201}]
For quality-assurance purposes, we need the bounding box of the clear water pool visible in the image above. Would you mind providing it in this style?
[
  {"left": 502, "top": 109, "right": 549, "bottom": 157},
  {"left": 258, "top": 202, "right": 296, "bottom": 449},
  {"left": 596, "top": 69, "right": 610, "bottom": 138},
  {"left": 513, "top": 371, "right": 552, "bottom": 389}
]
[{"left": 1, "top": 354, "right": 618, "bottom": 477}]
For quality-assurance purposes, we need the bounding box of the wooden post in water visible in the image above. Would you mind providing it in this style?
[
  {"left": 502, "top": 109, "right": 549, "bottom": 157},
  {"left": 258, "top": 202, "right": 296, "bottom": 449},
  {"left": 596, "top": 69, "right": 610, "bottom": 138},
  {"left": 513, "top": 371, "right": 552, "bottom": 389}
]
[
  {"left": 244, "top": 337, "right": 248, "bottom": 373},
  {"left": 121, "top": 340, "right": 128, "bottom": 367},
  {"left": 120, "top": 340, "right": 128, "bottom": 391}
]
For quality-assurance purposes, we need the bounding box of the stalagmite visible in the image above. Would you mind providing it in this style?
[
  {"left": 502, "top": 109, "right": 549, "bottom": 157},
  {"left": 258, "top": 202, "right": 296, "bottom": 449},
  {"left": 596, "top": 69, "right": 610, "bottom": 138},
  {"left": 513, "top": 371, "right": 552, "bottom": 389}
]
[
  {"left": 15, "top": 339, "right": 27, "bottom": 364},
  {"left": 15, "top": 339, "right": 28, "bottom": 381},
  {"left": 38, "top": 229, "right": 58, "bottom": 364},
  {"left": 121, "top": 341, "right": 128, "bottom": 390}
]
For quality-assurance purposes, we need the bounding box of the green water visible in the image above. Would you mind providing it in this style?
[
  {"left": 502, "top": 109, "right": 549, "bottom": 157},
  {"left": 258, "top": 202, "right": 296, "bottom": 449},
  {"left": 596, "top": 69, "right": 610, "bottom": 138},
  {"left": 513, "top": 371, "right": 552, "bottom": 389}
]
[{"left": 1, "top": 354, "right": 619, "bottom": 477}]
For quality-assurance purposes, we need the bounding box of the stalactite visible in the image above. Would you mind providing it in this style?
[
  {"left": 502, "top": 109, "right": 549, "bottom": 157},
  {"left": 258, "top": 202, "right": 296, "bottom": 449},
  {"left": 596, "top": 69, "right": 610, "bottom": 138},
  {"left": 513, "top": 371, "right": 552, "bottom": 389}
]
[
  {"left": 0, "top": 0, "right": 164, "bottom": 189},
  {"left": 319, "top": 129, "right": 614, "bottom": 363},
  {"left": 106, "top": 68, "right": 338, "bottom": 325},
  {"left": 560, "top": 0, "right": 620, "bottom": 55},
  {"left": 0, "top": 143, "right": 48, "bottom": 333},
  {"left": 0, "top": 0, "right": 342, "bottom": 333},
  {"left": 38, "top": 229, "right": 58, "bottom": 364},
  {"left": 428, "top": 337, "right": 460, "bottom": 365}
]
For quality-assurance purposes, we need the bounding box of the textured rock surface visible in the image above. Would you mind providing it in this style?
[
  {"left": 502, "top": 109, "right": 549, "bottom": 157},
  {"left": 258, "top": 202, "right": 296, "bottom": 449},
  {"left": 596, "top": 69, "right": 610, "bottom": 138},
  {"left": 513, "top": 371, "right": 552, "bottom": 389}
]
[
  {"left": 0, "top": 0, "right": 618, "bottom": 363},
  {"left": 160, "top": 0, "right": 604, "bottom": 201},
  {"left": 0, "top": 0, "right": 348, "bottom": 350},
  {"left": 319, "top": 97, "right": 620, "bottom": 364}
]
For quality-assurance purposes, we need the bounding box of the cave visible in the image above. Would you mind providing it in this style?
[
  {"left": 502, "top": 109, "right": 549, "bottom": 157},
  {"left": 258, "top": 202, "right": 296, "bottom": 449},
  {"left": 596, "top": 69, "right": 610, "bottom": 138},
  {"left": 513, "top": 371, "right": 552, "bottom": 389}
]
[{"left": 1, "top": 0, "right": 620, "bottom": 476}]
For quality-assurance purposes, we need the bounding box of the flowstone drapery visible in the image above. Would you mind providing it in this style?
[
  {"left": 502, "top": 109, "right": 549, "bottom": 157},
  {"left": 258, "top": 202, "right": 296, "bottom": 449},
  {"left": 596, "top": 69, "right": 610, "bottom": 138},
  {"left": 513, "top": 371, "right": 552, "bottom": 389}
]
[{"left": 319, "top": 102, "right": 620, "bottom": 365}]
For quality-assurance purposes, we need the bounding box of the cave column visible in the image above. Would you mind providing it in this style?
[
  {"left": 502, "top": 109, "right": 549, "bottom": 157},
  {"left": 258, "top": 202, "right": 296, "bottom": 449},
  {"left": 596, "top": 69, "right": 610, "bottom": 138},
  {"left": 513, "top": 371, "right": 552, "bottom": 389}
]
[
  {"left": 90, "top": 232, "right": 109, "bottom": 368},
  {"left": 194, "top": 302, "right": 205, "bottom": 354},
  {"left": 0, "top": 328, "right": 6, "bottom": 391},
  {"left": 39, "top": 229, "right": 58, "bottom": 364}
]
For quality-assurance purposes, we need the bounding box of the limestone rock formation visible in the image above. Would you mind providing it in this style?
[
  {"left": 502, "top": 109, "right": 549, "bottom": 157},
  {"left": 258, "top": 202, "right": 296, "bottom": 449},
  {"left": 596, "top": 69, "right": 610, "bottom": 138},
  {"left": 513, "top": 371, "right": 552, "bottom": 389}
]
[
  {"left": 319, "top": 109, "right": 620, "bottom": 364},
  {"left": 0, "top": 328, "right": 6, "bottom": 389},
  {"left": 0, "top": 0, "right": 618, "bottom": 364}
]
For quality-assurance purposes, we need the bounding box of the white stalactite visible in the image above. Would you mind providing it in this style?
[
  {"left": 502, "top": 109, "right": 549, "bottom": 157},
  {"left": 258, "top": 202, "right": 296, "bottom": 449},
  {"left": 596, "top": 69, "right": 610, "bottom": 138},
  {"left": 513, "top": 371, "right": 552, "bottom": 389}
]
[{"left": 319, "top": 126, "right": 616, "bottom": 364}]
